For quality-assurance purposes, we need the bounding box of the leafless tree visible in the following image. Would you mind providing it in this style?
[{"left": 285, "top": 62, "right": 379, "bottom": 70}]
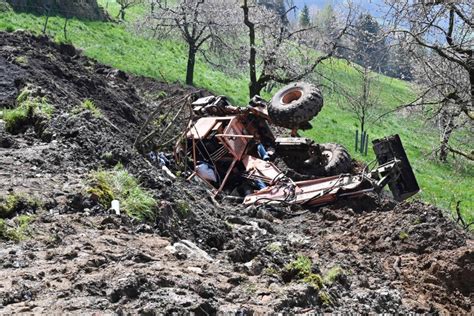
[
  {"left": 386, "top": 0, "right": 473, "bottom": 161},
  {"left": 240, "top": 0, "right": 353, "bottom": 98},
  {"left": 138, "top": 0, "right": 234, "bottom": 86},
  {"left": 343, "top": 65, "right": 382, "bottom": 136},
  {"left": 117, "top": 0, "right": 142, "bottom": 20}
]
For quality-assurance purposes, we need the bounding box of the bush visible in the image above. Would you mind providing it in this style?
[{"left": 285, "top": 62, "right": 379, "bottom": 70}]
[{"left": 88, "top": 164, "right": 156, "bottom": 221}]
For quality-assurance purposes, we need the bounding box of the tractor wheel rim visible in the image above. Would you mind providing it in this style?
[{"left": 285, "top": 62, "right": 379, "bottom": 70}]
[{"left": 281, "top": 88, "right": 303, "bottom": 105}]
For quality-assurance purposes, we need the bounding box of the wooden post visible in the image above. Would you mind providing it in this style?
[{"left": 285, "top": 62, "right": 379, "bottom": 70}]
[
  {"left": 360, "top": 131, "right": 365, "bottom": 154},
  {"left": 42, "top": 8, "right": 50, "bottom": 34},
  {"left": 365, "top": 133, "right": 369, "bottom": 156},
  {"left": 63, "top": 16, "right": 69, "bottom": 41},
  {"left": 355, "top": 130, "right": 359, "bottom": 152}
]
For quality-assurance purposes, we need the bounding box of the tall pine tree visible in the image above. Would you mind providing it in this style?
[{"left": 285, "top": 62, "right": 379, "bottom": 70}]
[{"left": 299, "top": 4, "right": 311, "bottom": 27}]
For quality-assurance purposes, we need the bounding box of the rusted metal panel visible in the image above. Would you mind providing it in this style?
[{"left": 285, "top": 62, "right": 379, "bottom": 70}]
[{"left": 187, "top": 117, "right": 231, "bottom": 139}]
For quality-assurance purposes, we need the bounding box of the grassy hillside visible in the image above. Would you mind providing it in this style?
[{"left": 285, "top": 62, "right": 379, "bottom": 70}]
[{"left": 0, "top": 2, "right": 472, "bottom": 222}]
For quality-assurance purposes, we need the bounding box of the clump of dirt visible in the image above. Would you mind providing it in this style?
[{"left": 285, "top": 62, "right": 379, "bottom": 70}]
[{"left": 0, "top": 31, "right": 472, "bottom": 314}]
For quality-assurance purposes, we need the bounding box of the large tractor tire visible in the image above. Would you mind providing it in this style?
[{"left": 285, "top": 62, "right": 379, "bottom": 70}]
[
  {"left": 319, "top": 143, "right": 352, "bottom": 176},
  {"left": 268, "top": 82, "right": 323, "bottom": 129}
]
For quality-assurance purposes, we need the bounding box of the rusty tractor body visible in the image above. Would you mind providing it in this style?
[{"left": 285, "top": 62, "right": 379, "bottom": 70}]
[{"left": 176, "top": 83, "right": 419, "bottom": 207}]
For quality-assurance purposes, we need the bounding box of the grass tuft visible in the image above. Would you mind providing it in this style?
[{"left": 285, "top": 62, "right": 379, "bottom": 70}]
[
  {"left": 0, "top": 215, "right": 34, "bottom": 241},
  {"left": 1, "top": 91, "right": 53, "bottom": 133},
  {"left": 399, "top": 231, "right": 409, "bottom": 241},
  {"left": 0, "top": 194, "right": 41, "bottom": 219},
  {"left": 14, "top": 55, "right": 28, "bottom": 66},
  {"left": 175, "top": 200, "right": 190, "bottom": 218},
  {"left": 284, "top": 255, "right": 323, "bottom": 289},
  {"left": 88, "top": 164, "right": 157, "bottom": 221},
  {"left": 323, "top": 265, "right": 344, "bottom": 285},
  {"left": 73, "top": 99, "right": 102, "bottom": 117}
]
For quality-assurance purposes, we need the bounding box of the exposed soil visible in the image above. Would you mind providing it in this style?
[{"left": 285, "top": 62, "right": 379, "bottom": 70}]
[{"left": 0, "top": 31, "right": 472, "bottom": 314}]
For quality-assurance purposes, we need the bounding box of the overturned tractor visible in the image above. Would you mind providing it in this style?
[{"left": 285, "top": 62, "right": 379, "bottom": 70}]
[{"left": 175, "top": 82, "right": 419, "bottom": 206}]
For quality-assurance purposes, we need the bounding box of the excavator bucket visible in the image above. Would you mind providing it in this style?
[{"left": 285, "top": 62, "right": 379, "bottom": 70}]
[{"left": 372, "top": 134, "right": 419, "bottom": 201}]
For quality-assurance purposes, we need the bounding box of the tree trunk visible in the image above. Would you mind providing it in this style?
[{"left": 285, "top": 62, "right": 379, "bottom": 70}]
[
  {"left": 250, "top": 80, "right": 266, "bottom": 98},
  {"left": 186, "top": 45, "right": 196, "bottom": 86},
  {"left": 242, "top": 0, "right": 258, "bottom": 98},
  {"left": 469, "top": 63, "right": 474, "bottom": 119},
  {"left": 118, "top": 8, "right": 125, "bottom": 20},
  {"left": 438, "top": 110, "right": 454, "bottom": 162},
  {"left": 439, "top": 128, "right": 453, "bottom": 162}
]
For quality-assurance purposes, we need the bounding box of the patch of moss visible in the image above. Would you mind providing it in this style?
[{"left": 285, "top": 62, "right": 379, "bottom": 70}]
[
  {"left": 265, "top": 242, "right": 282, "bottom": 254},
  {"left": 303, "top": 273, "right": 323, "bottom": 289},
  {"left": 264, "top": 267, "right": 279, "bottom": 276},
  {"left": 87, "top": 171, "right": 115, "bottom": 207},
  {"left": 14, "top": 55, "right": 28, "bottom": 66},
  {"left": 399, "top": 231, "right": 409, "bottom": 241},
  {"left": 0, "top": 194, "right": 41, "bottom": 219},
  {"left": 412, "top": 218, "right": 422, "bottom": 225},
  {"left": 175, "top": 200, "right": 190, "bottom": 218},
  {"left": 319, "top": 290, "right": 332, "bottom": 305},
  {"left": 323, "top": 265, "right": 344, "bottom": 285},
  {"left": 0, "top": 215, "right": 34, "bottom": 242},
  {"left": 16, "top": 86, "right": 30, "bottom": 104},
  {"left": 284, "top": 255, "right": 323, "bottom": 289},
  {"left": 243, "top": 282, "right": 257, "bottom": 295}
]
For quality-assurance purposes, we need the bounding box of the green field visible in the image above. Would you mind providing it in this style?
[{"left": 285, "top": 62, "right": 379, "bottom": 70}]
[{"left": 1, "top": 1, "right": 472, "bottom": 222}]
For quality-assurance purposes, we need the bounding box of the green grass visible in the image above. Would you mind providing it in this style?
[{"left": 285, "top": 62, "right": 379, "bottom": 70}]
[
  {"left": 0, "top": 193, "right": 41, "bottom": 219},
  {"left": 0, "top": 86, "right": 53, "bottom": 133},
  {"left": 284, "top": 255, "right": 323, "bottom": 289},
  {"left": 88, "top": 164, "right": 157, "bottom": 221},
  {"left": 0, "top": 215, "right": 34, "bottom": 242},
  {"left": 0, "top": 4, "right": 472, "bottom": 222},
  {"left": 323, "top": 265, "right": 344, "bottom": 285},
  {"left": 73, "top": 99, "right": 102, "bottom": 117}
]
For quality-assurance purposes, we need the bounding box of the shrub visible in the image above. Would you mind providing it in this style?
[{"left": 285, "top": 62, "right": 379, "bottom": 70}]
[{"left": 88, "top": 164, "right": 156, "bottom": 221}]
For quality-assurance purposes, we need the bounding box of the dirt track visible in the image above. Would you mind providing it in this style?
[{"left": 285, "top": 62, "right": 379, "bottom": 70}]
[{"left": 0, "top": 31, "right": 472, "bottom": 314}]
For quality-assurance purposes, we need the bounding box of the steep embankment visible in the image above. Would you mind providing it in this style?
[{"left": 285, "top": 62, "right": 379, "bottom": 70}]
[{"left": 0, "top": 32, "right": 472, "bottom": 314}]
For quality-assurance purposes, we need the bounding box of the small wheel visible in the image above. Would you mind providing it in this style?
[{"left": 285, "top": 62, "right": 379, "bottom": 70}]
[
  {"left": 268, "top": 82, "right": 323, "bottom": 129},
  {"left": 319, "top": 143, "right": 352, "bottom": 175}
]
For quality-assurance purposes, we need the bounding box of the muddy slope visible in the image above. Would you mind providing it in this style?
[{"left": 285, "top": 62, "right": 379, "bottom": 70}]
[{"left": 0, "top": 31, "right": 472, "bottom": 314}]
